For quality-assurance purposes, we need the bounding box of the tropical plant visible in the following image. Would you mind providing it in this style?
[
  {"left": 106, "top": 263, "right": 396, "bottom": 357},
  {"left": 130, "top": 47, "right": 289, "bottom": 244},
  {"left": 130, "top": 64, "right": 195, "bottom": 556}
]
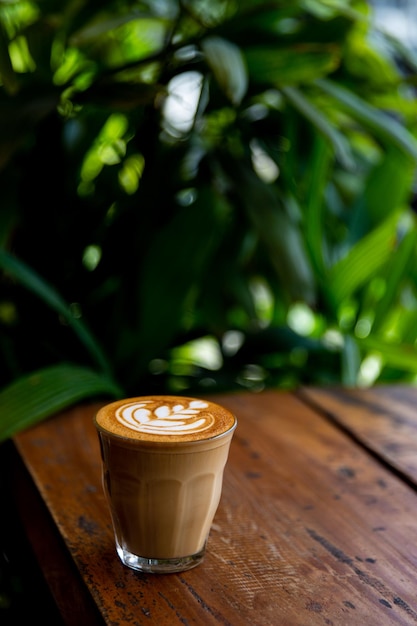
[{"left": 1, "top": 0, "right": 417, "bottom": 441}]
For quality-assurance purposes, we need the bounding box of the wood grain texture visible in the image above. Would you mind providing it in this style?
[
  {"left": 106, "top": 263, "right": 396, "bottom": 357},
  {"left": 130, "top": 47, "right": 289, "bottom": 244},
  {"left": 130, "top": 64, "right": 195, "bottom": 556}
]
[
  {"left": 12, "top": 389, "right": 417, "bottom": 625},
  {"left": 299, "top": 385, "right": 417, "bottom": 487}
]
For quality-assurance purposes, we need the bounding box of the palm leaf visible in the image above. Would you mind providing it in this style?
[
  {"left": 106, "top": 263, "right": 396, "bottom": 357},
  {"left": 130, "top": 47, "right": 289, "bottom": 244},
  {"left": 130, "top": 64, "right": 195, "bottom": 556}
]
[{"left": 0, "top": 364, "right": 123, "bottom": 442}]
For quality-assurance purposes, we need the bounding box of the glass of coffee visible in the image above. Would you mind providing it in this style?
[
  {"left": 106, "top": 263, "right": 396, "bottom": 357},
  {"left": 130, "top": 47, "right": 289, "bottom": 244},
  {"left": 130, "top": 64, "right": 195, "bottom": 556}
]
[{"left": 94, "top": 395, "right": 237, "bottom": 573}]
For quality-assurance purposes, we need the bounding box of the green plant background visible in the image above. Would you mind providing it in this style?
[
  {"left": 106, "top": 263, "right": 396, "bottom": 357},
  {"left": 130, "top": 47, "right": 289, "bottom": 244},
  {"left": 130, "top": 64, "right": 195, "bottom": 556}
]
[{"left": 1, "top": 0, "right": 417, "bottom": 442}]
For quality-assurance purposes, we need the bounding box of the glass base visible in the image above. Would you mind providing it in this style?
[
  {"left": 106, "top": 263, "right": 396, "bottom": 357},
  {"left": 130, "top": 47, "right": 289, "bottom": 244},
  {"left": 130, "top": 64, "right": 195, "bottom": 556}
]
[{"left": 116, "top": 542, "right": 206, "bottom": 574}]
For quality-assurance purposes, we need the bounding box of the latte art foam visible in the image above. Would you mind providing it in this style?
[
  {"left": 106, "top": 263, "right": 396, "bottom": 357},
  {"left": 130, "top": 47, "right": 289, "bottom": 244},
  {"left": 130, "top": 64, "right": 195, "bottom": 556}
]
[
  {"left": 95, "top": 396, "right": 236, "bottom": 443},
  {"left": 116, "top": 400, "right": 215, "bottom": 435}
]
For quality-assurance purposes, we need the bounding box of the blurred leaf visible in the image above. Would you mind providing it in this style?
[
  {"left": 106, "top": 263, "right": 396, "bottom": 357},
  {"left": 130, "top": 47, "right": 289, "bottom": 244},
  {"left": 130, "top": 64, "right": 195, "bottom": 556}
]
[
  {"left": 317, "top": 78, "right": 417, "bottom": 161},
  {"left": 197, "top": 230, "right": 259, "bottom": 329},
  {"left": 344, "top": 27, "right": 399, "bottom": 88},
  {"left": 85, "top": 17, "right": 167, "bottom": 66},
  {"left": 383, "top": 30, "right": 417, "bottom": 74},
  {"left": 359, "top": 146, "right": 415, "bottom": 227},
  {"left": 282, "top": 85, "right": 355, "bottom": 169},
  {"left": 201, "top": 36, "right": 248, "bottom": 105},
  {"left": 304, "top": 136, "right": 332, "bottom": 276},
  {"left": 0, "top": 22, "right": 18, "bottom": 95},
  {"left": 237, "top": 325, "right": 324, "bottom": 357},
  {"left": 0, "top": 248, "right": 112, "bottom": 376},
  {"left": 359, "top": 335, "right": 417, "bottom": 373},
  {"left": 327, "top": 211, "right": 400, "bottom": 305},
  {"left": 341, "top": 334, "right": 361, "bottom": 386},
  {"left": 136, "top": 188, "right": 228, "bottom": 374},
  {"left": 228, "top": 160, "right": 316, "bottom": 305},
  {"left": 70, "top": 12, "right": 158, "bottom": 47},
  {"left": 385, "top": 304, "right": 417, "bottom": 346},
  {"left": 346, "top": 146, "right": 416, "bottom": 246},
  {"left": 0, "top": 364, "right": 122, "bottom": 442},
  {"left": 217, "top": 6, "right": 301, "bottom": 43},
  {"left": 245, "top": 43, "right": 341, "bottom": 85},
  {"left": 301, "top": 0, "right": 364, "bottom": 21},
  {"left": 372, "top": 223, "right": 417, "bottom": 332}
]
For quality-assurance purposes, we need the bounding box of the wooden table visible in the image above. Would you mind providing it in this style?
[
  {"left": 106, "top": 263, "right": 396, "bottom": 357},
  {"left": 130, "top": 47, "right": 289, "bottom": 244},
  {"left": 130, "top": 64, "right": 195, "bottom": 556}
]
[{"left": 9, "top": 385, "right": 417, "bottom": 625}]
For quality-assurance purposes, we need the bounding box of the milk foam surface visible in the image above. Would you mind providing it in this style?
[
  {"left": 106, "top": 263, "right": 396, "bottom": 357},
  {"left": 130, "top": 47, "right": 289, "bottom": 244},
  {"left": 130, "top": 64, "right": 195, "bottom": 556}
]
[{"left": 95, "top": 396, "right": 236, "bottom": 442}]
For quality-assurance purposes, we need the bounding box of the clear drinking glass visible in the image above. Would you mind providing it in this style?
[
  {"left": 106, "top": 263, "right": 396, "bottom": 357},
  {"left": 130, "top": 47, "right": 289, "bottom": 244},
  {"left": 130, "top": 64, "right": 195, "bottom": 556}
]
[{"left": 94, "top": 395, "right": 237, "bottom": 573}]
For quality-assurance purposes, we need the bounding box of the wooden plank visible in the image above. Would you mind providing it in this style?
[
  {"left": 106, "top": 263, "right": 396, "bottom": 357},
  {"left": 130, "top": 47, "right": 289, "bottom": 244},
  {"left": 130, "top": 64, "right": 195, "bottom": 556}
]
[
  {"left": 299, "top": 385, "right": 417, "bottom": 488},
  {"left": 13, "top": 390, "right": 417, "bottom": 625},
  {"left": 0, "top": 441, "right": 67, "bottom": 625},
  {"left": 11, "top": 446, "right": 105, "bottom": 626}
]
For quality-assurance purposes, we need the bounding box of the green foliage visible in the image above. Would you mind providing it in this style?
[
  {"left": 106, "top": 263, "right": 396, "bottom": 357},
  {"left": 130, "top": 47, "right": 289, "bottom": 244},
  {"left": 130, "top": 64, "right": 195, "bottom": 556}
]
[
  {"left": 0, "top": 364, "right": 122, "bottom": 441},
  {"left": 1, "top": 0, "right": 417, "bottom": 439}
]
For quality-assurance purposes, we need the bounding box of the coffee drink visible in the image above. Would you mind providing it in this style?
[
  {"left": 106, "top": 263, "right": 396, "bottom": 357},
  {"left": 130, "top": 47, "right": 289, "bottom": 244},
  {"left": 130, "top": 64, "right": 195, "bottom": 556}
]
[{"left": 94, "top": 396, "right": 237, "bottom": 573}]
